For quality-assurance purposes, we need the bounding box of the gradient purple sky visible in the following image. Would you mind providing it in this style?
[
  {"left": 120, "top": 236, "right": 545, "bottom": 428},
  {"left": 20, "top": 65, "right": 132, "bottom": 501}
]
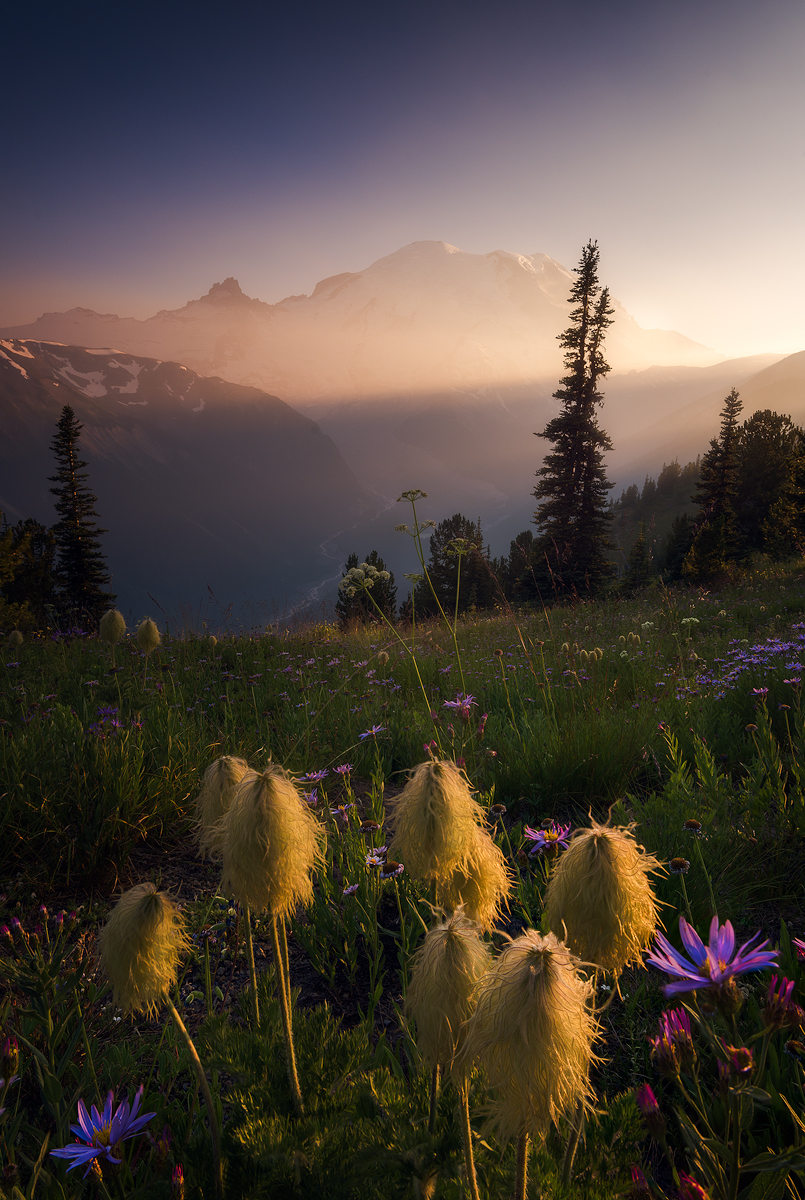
[{"left": 3, "top": 0, "right": 803, "bottom": 357}]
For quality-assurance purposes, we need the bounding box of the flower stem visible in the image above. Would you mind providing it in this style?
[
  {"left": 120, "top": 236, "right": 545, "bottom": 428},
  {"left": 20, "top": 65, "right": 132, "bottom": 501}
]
[
  {"left": 428, "top": 1063, "right": 440, "bottom": 1135},
  {"left": 514, "top": 1131, "right": 529, "bottom": 1200},
  {"left": 165, "top": 997, "right": 222, "bottom": 1200},
  {"left": 244, "top": 903, "right": 259, "bottom": 1027},
  {"left": 271, "top": 915, "right": 304, "bottom": 1114},
  {"left": 458, "top": 1081, "right": 481, "bottom": 1200}
]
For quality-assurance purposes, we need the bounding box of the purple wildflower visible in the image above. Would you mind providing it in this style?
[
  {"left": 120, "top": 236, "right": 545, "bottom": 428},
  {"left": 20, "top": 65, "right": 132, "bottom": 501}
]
[
  {"left": 792, "top": 937, "right": 805, "bottom": 960},
  {"left": 380, "top": 860, "right": 404, "bottom": 880},
  {"left": 523, "top": 820, "right": 571, "bottom": 856},
  {"left": 298, "top": 768, "right": 329, "bottom": 783},
  {"left": 646, "top": 914, "right": 778, "bottom": 997},
  {"left": 329, "top": 802, "right": 354, "bottom": 821},
  {"left": 359, "top": 724, "right": 385, "bottom": 739},
  {"left": 443, "top": 692, "right": 477, "bottom": 722},
  {"left": 50, "top": 1087, "right": 155, "bottom": 1176},
  {"left": 334, "top": 763, "right": 353, "bottom": 775},
  {"left": 635, "top": 1083, "right": 666, "bottom": 1139},
  {"left": 343, "top": 883, "right": 359, "bottom": 896},
  {"left": 765, "top": 974, "right": 797, "bottom": 1030},
  {"left": 650, "top": 1007, "right": 695, "bottom": 1076}
]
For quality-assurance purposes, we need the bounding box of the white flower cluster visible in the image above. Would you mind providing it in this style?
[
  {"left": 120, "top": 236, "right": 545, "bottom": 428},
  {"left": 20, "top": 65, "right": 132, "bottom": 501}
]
[{"left": 338, "top": 562, "right": 391, "bottom": 598}]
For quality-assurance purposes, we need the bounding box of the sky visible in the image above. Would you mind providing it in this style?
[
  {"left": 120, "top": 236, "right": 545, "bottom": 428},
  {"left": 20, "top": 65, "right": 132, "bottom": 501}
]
[{"left": 3, "top": 0, "right": 803, "bottom": 358}]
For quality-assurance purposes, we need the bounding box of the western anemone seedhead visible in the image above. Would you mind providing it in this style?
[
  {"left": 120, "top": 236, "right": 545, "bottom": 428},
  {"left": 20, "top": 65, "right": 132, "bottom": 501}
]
[
  {"left": 8, "top": 630, "right": 23, "bottom": 647},
  {"left": 435, "top": 827, "right": 511, "bottom": 930},
  {"left": 136, "top": 618, "right": 161, "bottom": 655},
  {"left": 406, "top": 910, "right": 491, "bottom": 1072},
  {"left": 388, "top": 760, "right": 484, "bottom": 885},
  {"left": 194, "top": 756, "right": 252, "bottom": 859},
  {"left": 98, "top": 883, "right": 189, "bottom": 1016},
  {"left": 99, "top": 609, "right": 126, "bottom": 646},
  {"left": 221, "top": 765, "right": 326, "bottom": 918},
  {"left": 545, "top": 819, "right": 662, "bottom": 976},
  {"left": 462, "top": 930, "right": 598, "bottom": 1141}
]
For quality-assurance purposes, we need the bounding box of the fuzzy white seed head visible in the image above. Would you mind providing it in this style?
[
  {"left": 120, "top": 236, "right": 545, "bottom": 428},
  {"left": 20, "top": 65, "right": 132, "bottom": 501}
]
[
  {"left": 406, "top": 910, "right": 491, "bottom": 1073},
  {"left": 221, "top": 765, "right": 326, "bottom": 918},
  {"left": 462, "top": 930, "right": 599, "bottom": 1141},
  {"left": 194, "top": 756, "right": 252, "bottom": 858},
  {"left": 99, "top": 609, "right": 126, "bottom": 646},
  {"left": 544, "top": 819, "right": 662, "bottom": 976},
  {"left": 435, "top": 826, "right": 511, "bottom": 930},
  {"left": 136, "top": 618, "right": 161, "bottom": 655},
  {"left": 98, "top": 883, "right": 188, "bottom": 1016},
  {"left": 8, "top": 630, "right": 23, "bottom": 647},
  {"left": 388, "top": 760, "right": 484, "bottom": 886}
]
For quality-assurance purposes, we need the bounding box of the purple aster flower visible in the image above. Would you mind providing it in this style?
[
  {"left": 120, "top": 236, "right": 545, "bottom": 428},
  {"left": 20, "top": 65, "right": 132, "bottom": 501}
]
[
  {"left": 678, "top": 1173, "right": 710, "bottom": 1200},
  {"left": 359, "top": 724, "right": 385, "bottom": 739},
  {"left": 298, "top": 768, "right": 329, "bottom": 783},
  {"left": 342, "top": 883, "right": 359, "bottom": 896},
  {"left": 51, "top": 1087, "right": 155, "bottom": 1176},
  {"left": 646, "top": 915, "right": 778, "bottom": 997},
  {"left": 523, "top": 820, "right": 572, "bottom": 856},
  {"left": 334, "top": 763, "right": 353, "bottom": 775},
  {"left": 329, "top": 802, "right": 354, "bottom": 821},
  {"left": 380, "top": 859, "right": 404, "bottom": 880},
  {"left": 443, "top": 692, "right": 477, "bottom": 722},
  {"left": 792, "top": 937, "right": 805, "bottom": 960}
]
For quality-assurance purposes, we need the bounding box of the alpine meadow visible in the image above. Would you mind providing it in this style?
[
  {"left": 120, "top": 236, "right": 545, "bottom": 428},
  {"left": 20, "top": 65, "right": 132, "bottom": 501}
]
[{"left": 3, "top": 4, "right": 805, "bottom": 1197}]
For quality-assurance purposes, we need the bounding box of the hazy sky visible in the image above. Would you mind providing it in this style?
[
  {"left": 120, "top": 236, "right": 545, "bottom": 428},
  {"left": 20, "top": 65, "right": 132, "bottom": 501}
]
[{"left": 3, "top": 0, "right": 803, "bottom": 357}]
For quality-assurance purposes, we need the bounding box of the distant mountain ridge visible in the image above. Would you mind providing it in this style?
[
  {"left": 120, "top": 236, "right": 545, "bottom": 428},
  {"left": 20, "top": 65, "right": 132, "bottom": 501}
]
[
  {"left": 0, "top": 339, "right": 373, "bottom": 619},
  {"left": 0, "top": 241, "right": 719, "bottom": 403}
]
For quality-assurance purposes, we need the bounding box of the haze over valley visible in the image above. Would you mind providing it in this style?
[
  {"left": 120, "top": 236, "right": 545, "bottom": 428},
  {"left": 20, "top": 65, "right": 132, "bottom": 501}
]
[{"left": 2, "top": 1, "right": 803, "bottom": 620}]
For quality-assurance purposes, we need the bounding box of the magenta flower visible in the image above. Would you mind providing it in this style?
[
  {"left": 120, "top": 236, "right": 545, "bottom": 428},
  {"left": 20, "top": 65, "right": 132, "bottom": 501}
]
[
  {"left": 523, "top": 820, "right": 571, "bottom": 856},
  {"left": 792, "top": 937, "right": 805, "bottom": 960},
  {"left": 764, "top": 974, "right": 797, "bottom": 1030},
  {"left": 646, "top": 915, "right": 778, "bottom": 997},
  {"left": 635, "top": 1083, "right": 666, "bottom": 1138},
  {"left": 678, "top": 1174, "right": 710, "bottom": 1200},
  {"left": 50, "top": 1087, "right": 155, "bottom": 1176},
  {"left": 650, "top": 1007, "right": 695, "bottom": 1076}
]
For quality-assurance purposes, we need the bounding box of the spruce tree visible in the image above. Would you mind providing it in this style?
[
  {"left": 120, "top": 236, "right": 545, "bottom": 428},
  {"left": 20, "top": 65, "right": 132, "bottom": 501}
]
[
  {"left": 414, "top": 514, "right": 495, "bottom": 615},
  {"left": 49, "top": 405, "right": 115, "bottom": 623},
  {"left": 682, "top": 389, "right": 744, "bottom": 582},
  {"left": 621, "top": 523, "right": 653, "bottom": 593},
  {"left": 531, "top": 240, "right": 616, "bottom": 595}
]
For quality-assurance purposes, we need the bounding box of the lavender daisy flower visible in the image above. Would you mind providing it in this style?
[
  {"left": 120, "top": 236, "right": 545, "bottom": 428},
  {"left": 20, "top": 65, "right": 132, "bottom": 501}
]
[
  {"left": 51, "top": 1087, "right": 155, "bottom": 1176},
  {"left": 523, "top": 821, "right": 572, "bottom": 856},
  {"left": 298, "top": 768, "right": 329, "bottom": 783},
  {"left": 359, "top": 724, "right": 385, "bottom": 739},
  {"left": 646, "top": 915, "right": 778, "bottom": 997}
]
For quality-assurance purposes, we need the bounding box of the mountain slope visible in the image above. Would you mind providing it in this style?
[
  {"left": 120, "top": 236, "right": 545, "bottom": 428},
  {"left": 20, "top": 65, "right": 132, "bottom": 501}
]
[
  {"left": 0, "top": 242, "right": 719, "bottom": 403},
  {"left": 0, "top": 339, "right": 373, "bottom": 619}
]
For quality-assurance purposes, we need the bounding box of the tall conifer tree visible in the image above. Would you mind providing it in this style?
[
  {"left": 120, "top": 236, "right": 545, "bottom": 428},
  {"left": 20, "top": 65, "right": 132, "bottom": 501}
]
[
  {"left": 531, "top": 240, "right": 616, "bottom": 595},
  {"left": 49, "top": 405, "right": 115, "bottom": 623},
  {"left": 682, "top": 388, "right": 744, "bottom": 581}
]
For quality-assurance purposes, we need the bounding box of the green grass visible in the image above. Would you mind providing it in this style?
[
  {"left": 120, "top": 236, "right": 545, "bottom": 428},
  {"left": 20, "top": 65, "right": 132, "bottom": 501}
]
[{"left": 2, "top": 556, "right": 805, "bottom": 1198}]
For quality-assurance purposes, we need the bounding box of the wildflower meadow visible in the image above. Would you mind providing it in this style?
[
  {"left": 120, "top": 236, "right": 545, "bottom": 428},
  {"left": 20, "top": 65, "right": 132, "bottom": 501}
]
[{"left": 2, "top": 535, "right": 805, "bottom": 1198}]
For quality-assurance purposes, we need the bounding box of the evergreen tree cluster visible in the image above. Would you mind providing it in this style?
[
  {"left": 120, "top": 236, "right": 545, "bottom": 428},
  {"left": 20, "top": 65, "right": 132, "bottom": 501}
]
[{"left": 1, "top": 405, "right": 114, "bottom": 631}]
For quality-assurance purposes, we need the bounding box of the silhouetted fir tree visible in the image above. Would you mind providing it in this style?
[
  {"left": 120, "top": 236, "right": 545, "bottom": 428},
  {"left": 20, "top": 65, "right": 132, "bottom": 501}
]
[
  {"left": 764, "top": 431, "right": 805, "bottom": 560},
  {"left": 415, "top": 514, "right": 495, "bottom": 615},
  {"left": 658, "top": 513, "right": 695, "bottom": 581},
  {"left": 1, "top": 517, "right": 57, "bottom": 621},
  {"left": 502, "top": 529, "right": 536, "bottom": 600},
  {"left": 682, "top": 389, "right": 744, "bottom": 582},
  {"left": 531, "top": 241, "right": 616, "bottom": 596},
  {"left": 620, "top": 523, "right": 653, "bottom": 593},
  {"left": 335, "top": 550, "right": 396, "bottom": 625},
  {"left": 49, "top": 405, "right": 115, "bottom": 623},
  {"left": 736, "top": 410, "right": 801, "bottom": 549}
]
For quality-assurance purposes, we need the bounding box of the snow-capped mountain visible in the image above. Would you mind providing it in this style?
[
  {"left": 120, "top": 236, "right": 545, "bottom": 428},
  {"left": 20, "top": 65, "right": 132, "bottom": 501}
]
[
  {"left": 0, "top": 339, "right": 373, "bottom": 618},
  {"left": 0, "top": 242, "right": 718, "bottom": 403}
]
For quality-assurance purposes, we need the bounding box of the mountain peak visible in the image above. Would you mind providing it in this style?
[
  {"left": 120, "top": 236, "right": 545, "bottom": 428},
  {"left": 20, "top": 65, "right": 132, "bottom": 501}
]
[{"left": 200, "top": 277, "right": 250, "bottom": 305}]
